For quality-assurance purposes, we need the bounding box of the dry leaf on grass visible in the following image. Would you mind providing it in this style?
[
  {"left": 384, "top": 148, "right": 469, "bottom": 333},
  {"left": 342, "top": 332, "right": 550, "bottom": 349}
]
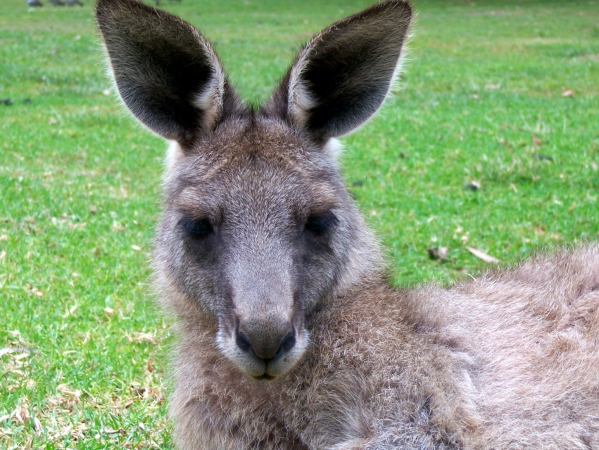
[
  {"left": 57, "top": 384, "right": 81, "bottom": 399},
  {"left": 127, "top": 332, "right": 157, "bottom": 345},
  {"left": 10, "top": 403, "right": 30, "bottom": 425},
  {"left": 33, "top": 417, "right": 43, "bottom": 435},
  {"left": 466, "top": 246, "right": 500, "bottom": 263},
  {"left": 29, "top": 285, "right": 43, "bottom": 297},
  {"left": 465, "top": 181, "right": 481, "bottom": 191},
  {"left": 427, "top": 247, "right": 448, "bottom": 262},
  {"left": 485, "top": 83, "right": 501, "bottom": 90},
  {"left": 0, "top": 348, "right": 22, "bottom": 357}
]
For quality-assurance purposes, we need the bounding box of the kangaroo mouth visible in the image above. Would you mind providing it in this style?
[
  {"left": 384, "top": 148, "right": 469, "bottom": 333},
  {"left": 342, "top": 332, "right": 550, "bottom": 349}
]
[
  {"left": 217, "top": 323, "right": 307, "bottom": 381},
  {"left": 250, "top": 362, "right": 281, "bottom": 381},
  {"left": 252, "top": 373, "right": 276, "bottom": 381}
]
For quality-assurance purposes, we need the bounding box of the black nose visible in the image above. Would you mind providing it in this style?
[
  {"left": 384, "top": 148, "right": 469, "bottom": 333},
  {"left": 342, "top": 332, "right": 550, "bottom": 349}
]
[{"left": 235, "top": 323, "right": 296, "bottom": 361}]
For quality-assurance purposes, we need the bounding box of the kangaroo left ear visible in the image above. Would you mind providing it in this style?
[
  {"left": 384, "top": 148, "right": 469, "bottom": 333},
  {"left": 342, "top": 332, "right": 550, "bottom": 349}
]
[
  {"left": 272, "top": 0, "right": 412, "bottom": 145},
  {"left": 96, "top": 0, "right": 238, "bottom": 147}
]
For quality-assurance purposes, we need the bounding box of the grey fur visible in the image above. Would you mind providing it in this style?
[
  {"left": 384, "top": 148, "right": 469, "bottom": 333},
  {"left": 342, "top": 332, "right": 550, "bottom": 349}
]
[{"left": 96, "top": 0, "right": 599, "bottom": 448}]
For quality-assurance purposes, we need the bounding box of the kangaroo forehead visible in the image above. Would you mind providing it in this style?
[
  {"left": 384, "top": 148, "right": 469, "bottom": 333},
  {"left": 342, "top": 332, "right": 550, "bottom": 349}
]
[
  {"left": 168, "top": 118, "right": 342, "bottom": 213},
  {"left": 172, "top": 166, "right": 342, "bottom": 217},
  {"left": 178, "top": 118, "right": 337, "bottom": 183}
]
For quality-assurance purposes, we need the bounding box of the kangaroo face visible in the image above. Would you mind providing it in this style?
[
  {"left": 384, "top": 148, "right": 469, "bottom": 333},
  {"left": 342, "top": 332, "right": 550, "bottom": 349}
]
[
  {"left": 156, "top": 120, "right": 354, "bottom": 378},
  {"left": 96, "top": 0, "right": 411, "bottom": 379}
]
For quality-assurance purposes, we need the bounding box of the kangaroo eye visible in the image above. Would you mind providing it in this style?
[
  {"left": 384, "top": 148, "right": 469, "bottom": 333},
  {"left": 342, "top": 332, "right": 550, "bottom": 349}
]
[
  {"left": 304, "top": 211, "right": 339, "bottom": 234},
  {"left": 179, "top": 217, "right": 213, "bottom": 239}
]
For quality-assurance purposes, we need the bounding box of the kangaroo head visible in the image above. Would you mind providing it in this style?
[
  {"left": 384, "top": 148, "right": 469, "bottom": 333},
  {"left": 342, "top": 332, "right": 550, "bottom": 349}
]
[{"left": 96, "top": 0, "right": 412, "bottom": 380}]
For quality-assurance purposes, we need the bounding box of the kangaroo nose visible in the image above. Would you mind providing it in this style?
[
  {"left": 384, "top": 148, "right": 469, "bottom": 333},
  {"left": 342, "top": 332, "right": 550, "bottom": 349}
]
[{"left": 236, "top": 322, "right": 296, "bottom": 361}]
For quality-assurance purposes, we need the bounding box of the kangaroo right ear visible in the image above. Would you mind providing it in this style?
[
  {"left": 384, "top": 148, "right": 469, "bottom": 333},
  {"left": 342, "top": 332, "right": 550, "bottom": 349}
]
[
  {"left": 96, "top": 0, "right": 236, "bottom": 146},
  {"left": 275, "top": 0, "right": 413, "bottom": 144}
]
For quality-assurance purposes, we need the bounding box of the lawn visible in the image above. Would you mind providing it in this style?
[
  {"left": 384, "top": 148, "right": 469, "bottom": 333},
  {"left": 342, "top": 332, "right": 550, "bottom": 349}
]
[{"left": 1, "top": 0, "right": 598, "bottom": 448}]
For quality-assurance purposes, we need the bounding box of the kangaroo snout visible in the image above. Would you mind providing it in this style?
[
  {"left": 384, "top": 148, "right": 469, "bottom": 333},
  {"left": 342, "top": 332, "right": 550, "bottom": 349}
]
[
  {"left": 222, "top": 313, "right": 306, "bottom": 380},
  {"left": 223, "top": 252, "right": 306, "bottom": 377},
  {"left": 236, "top": 320, "right": 296, "bottom": 361}
]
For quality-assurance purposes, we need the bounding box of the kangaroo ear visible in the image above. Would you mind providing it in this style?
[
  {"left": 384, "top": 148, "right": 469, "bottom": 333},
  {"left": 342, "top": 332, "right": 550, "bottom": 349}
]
[
  {"left": 96, "top": 0, "right": 236, "bottom": 146},
  {"left": 276, "top": 0, "right": 412, "bottom": 144}
]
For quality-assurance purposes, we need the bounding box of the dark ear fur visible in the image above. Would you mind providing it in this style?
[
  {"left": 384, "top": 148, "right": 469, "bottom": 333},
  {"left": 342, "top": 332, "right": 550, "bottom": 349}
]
[
  {"left": 272, "top": 0, "right": 412, "bottom": 144},
  {"left": 96, "top": 0, "right": 238, "bottom": 146}
]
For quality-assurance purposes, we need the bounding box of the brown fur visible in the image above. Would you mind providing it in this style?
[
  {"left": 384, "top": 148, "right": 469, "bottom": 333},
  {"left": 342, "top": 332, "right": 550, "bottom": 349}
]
[
  {"left": 166, "top": 246, "right": 599, "bottom": 449},
  {"left": 96, "top": 0, "right": 599, "bottom": 448}
]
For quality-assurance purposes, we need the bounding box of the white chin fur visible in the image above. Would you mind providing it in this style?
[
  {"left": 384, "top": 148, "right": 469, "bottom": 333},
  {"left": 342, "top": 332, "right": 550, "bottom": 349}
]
[{"left": 216, "top": 328, "right": 309, "bottom": 379}]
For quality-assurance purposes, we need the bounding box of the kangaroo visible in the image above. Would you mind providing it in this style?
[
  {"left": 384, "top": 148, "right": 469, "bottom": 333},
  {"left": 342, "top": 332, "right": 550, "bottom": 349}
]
[{"left": 96, "top": 0, "right": 599, "bottom": 448}]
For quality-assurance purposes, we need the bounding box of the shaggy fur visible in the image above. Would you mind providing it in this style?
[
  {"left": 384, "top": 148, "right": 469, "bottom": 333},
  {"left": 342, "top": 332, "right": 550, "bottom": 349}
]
[
  {"left": 170, "top": 247, "right": 599, "bottom": 449},
  {"left": 96, "top": 0, "right": 599, "bottom": 448}
]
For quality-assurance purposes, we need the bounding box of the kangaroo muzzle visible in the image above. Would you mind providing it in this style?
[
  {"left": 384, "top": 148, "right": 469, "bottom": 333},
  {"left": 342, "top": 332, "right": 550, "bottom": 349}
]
[{"left": 236, "top": 318, "right": 296, "bottom": 361}]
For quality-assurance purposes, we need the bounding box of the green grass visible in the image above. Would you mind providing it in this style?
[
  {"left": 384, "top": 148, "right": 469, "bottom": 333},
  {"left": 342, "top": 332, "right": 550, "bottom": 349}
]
[{"left": 1, "top": 0, "right": 598, "bottom": 447}]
